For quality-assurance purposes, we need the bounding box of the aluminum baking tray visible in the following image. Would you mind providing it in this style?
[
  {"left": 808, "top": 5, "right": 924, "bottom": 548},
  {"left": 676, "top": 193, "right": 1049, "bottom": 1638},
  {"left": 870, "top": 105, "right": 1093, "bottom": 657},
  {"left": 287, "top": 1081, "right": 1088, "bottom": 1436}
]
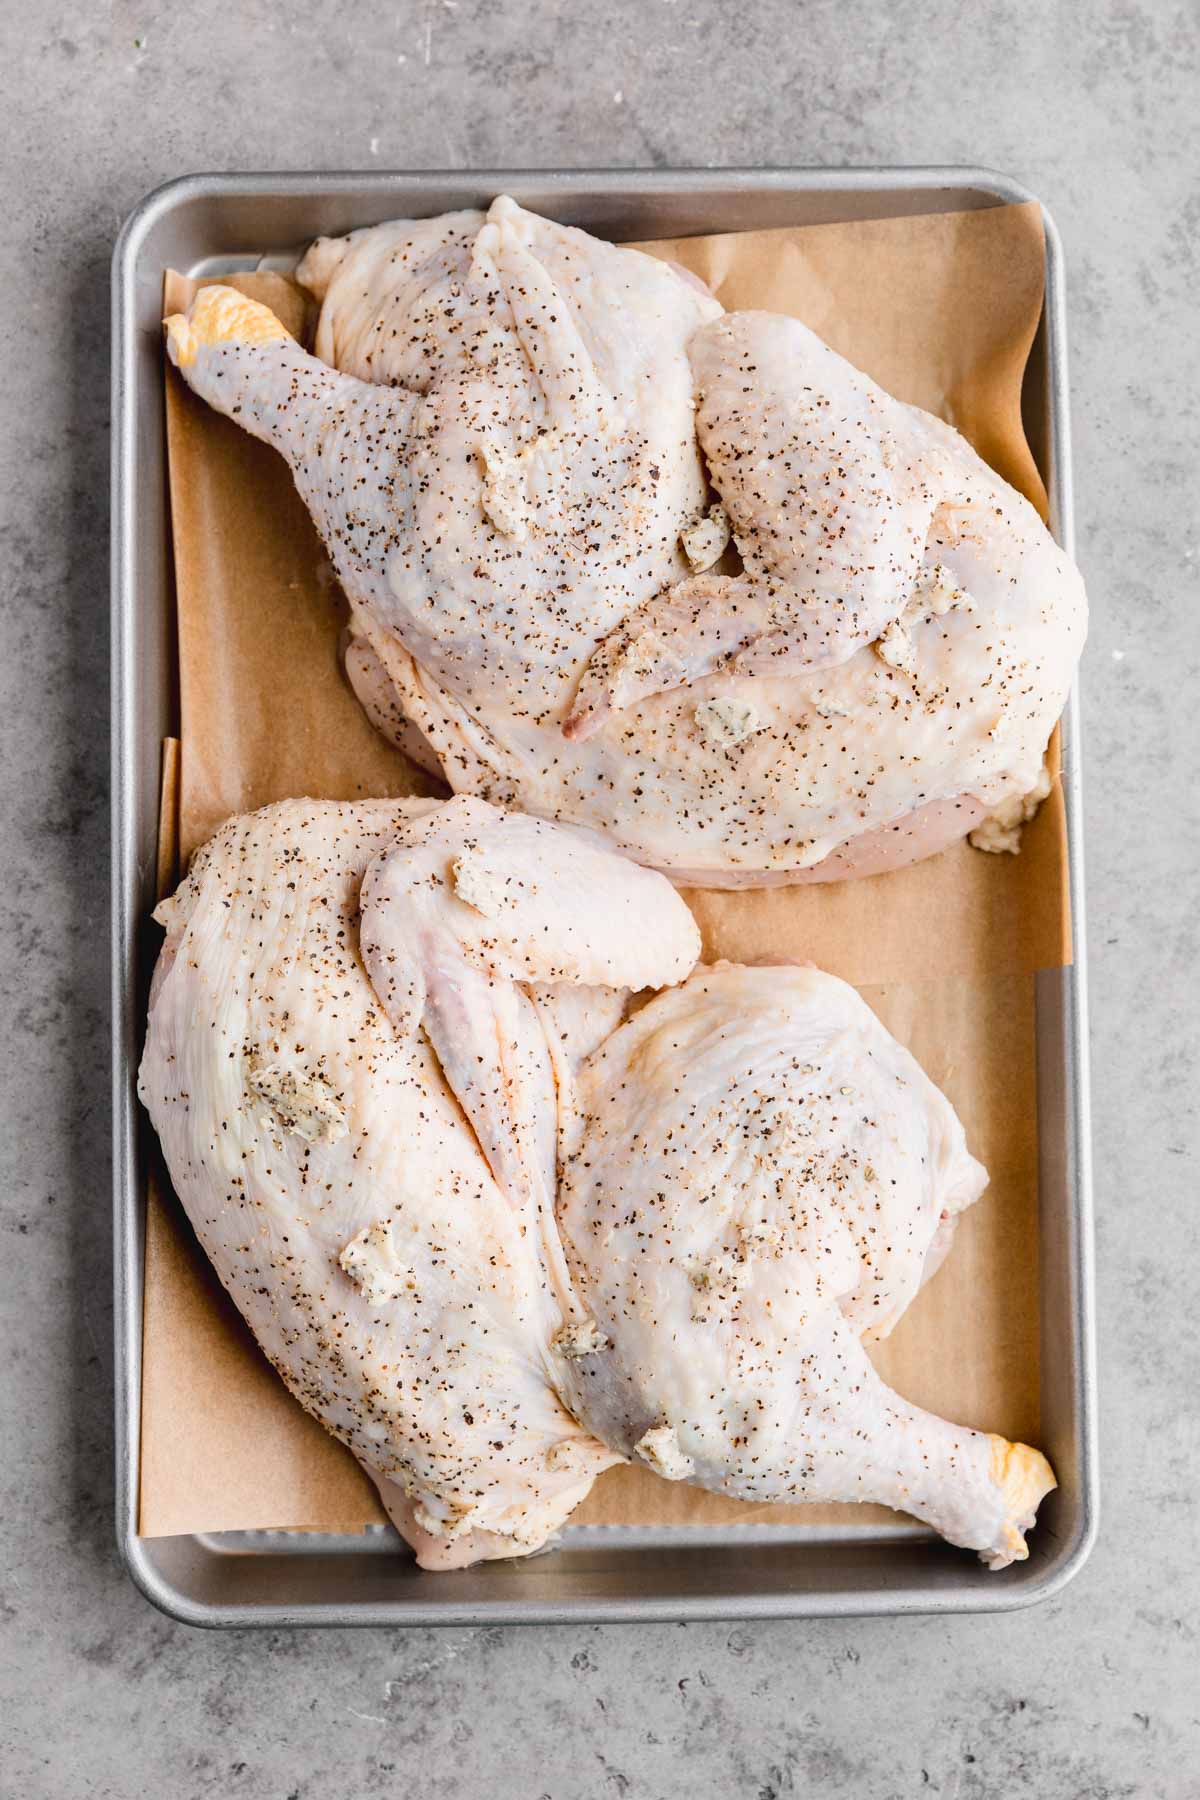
[{"left": 111, "top": 167, "right": 1097, "bottom": 1627}]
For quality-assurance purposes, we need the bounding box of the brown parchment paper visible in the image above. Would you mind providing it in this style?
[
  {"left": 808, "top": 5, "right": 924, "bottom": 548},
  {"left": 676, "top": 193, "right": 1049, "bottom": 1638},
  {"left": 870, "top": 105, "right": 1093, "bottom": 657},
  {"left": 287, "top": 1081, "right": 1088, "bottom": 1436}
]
[{"left": 140, "top": 200, "right": 1063, "bottom": 1538}]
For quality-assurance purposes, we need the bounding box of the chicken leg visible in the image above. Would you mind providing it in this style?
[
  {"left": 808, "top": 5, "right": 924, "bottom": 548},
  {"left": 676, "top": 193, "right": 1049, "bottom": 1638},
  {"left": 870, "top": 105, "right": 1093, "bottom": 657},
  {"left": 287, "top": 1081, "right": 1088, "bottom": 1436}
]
[
  {"left": 555, "top": 963, "right": 1054, "bottom": 1567},
  {"left": 565, "top": 309, "right": 1081, "bottom": 743}
]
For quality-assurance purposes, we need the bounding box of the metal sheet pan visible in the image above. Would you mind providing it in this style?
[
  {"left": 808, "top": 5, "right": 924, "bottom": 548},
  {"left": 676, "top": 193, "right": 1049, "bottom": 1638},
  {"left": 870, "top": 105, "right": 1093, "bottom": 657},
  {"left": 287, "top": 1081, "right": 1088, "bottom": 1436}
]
[{"left": 111, "top": 167, "right": 1097, "bottom": 1626}]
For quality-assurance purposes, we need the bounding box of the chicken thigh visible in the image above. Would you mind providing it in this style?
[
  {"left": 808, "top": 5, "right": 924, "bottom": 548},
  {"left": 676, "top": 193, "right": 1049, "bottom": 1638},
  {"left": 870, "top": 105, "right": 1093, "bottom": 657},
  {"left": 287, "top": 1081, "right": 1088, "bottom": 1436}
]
[
  {"left": 163, "top": 202, "right": 1085, "bottom": 884},
  {"left": 141, "top": 797, "right": 1053, "bottom": 1570}
]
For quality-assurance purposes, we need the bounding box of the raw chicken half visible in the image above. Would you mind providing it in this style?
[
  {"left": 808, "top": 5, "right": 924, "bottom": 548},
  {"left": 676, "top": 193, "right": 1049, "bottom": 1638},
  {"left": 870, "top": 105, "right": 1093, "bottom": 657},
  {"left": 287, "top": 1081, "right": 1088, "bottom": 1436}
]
[
  {"left": 162, "top": 200, "right": 1086, "bottom": 885},
  {"left": 139, "top": 796, "right": 1054, "bottom": 1570}
]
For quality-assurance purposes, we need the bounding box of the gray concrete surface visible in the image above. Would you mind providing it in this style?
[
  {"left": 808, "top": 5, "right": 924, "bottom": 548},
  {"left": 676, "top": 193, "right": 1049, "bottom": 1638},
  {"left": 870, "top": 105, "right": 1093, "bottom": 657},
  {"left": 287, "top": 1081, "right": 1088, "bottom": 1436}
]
[{"left": 1, "top": 1, "right": 1197, "bottom": 1795}]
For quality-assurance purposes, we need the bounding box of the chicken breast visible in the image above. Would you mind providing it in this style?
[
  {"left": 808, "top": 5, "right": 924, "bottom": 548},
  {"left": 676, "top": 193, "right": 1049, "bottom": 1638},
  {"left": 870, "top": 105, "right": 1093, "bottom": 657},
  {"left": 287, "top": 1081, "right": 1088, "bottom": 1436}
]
[{"left": 137, "top": 797, "right": 694, "bottom": 1567}]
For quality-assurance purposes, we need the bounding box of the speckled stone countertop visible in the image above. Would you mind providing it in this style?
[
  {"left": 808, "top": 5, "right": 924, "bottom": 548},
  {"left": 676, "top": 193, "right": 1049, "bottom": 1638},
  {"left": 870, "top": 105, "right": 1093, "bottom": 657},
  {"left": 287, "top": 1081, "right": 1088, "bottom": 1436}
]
[{"left": 2, "top": 3, "right": 1197, "bottom": 1795}]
